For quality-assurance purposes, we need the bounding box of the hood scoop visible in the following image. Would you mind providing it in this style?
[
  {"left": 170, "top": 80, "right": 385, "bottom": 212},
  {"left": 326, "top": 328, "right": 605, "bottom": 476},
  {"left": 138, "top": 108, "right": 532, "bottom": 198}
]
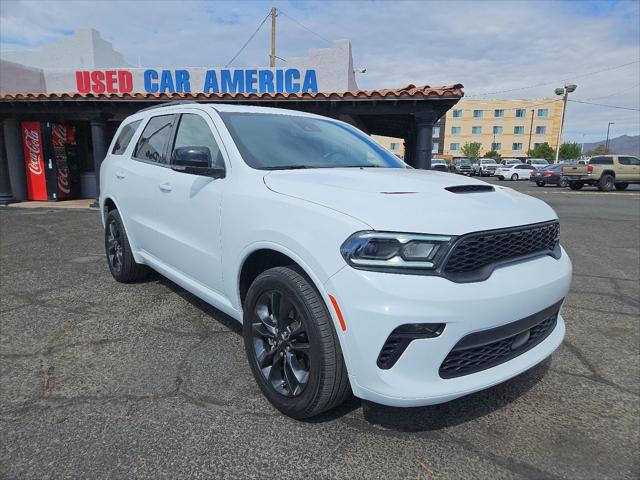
[{"left": 445, "top": 185, "right": 495, "bottom": 194}]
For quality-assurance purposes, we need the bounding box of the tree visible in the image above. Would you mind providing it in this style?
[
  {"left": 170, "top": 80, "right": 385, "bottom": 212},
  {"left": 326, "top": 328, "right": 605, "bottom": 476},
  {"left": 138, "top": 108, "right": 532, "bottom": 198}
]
[
  {"left": 558, "top": 142, "right": 582, "bottom": 160},
  {"left": 528, "top": 142, "right": 555, "bottom": 161},
  {"left": 586, "top": 144, "right": 612, "bottom": 156},
  {"left": 483, "top": 150, "right": 501, "bottom": 161},
  {"left": 461, "top": 142, "right": 482, "bottom": 161}
]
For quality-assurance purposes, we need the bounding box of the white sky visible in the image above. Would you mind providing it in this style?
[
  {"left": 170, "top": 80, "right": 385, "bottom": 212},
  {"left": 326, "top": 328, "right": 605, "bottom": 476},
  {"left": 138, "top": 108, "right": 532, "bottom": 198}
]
[{"left": 1, "top": 0, "right": 639, "bottom": 143}]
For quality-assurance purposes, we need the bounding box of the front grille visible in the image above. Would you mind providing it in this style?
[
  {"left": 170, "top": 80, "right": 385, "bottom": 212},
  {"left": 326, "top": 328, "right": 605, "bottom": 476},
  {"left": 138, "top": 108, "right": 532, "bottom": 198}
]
[
  {"left": 439, "top": 302, "right": 561, "bottom": 378},
  {"left": 443, "top": 221, "right": 559, "bottom": 276}
]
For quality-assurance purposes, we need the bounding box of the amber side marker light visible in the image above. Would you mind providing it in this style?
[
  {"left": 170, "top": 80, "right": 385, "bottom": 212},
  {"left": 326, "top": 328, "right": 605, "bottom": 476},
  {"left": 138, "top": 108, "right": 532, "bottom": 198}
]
[{"left": 329, "top": 295, "right": 347, "bottom": 332}]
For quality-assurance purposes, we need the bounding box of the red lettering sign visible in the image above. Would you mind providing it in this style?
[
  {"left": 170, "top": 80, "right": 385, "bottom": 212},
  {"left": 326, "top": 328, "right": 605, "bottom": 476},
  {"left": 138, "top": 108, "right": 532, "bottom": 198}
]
[
  {"left": 21, "top": 122, "right": 47, "bottom": 201},
  {"left": 75, "top": 70, "right": 134, "bottom": 94}
]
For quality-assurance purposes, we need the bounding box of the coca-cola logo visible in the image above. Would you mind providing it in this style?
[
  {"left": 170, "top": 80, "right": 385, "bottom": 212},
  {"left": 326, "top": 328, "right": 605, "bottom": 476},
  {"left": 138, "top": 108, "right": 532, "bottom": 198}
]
[
  {"left": 23, "top": 129, "right": 43, "bottom": 176},
  {"left": 51, "top": 124, "right": 67, "bottom": 147},
  {"left": 57, "top": 167, "right": 71, "bottom": 195}
]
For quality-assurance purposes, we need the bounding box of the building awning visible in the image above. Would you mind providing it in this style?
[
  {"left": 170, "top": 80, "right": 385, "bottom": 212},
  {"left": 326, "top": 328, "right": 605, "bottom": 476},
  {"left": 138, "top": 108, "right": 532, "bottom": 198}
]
[{"left": 0, "top": 84, "right": 463, "bottom": 102}]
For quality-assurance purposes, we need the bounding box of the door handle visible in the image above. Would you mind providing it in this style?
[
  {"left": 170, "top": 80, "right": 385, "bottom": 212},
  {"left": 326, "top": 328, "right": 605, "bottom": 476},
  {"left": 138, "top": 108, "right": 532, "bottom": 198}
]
[
  {"left": 115, "top": 171, "right": 126, "bottom": 179},
  {"left": 158, "top": 182, "right": 173, "bottom": 192}
]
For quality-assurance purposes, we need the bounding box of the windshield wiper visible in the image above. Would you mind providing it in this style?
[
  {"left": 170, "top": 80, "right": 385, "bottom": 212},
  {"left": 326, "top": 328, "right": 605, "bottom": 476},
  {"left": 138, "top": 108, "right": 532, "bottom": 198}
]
[{"left": 262, "top": 165, "right": 311, "bottom": 170}]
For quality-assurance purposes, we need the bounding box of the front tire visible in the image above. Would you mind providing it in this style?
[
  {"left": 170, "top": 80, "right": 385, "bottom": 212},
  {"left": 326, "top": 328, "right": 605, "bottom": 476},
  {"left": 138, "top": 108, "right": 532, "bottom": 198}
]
[
  {"left": 615, "top": 182, "right": 629, "bottom": 191},
  {"left": 104, "top": 210, "right": 148, "bottom": 282},
  {"left": 243, "top": 266, "right": 350, "bottom": 419},
  {"left": 569, "top": 181, "right": 584, "bottom": 191},
  {"left": 511, "top": 173, "right": 519, "bottom": 181},
  {"left": 536, "top": 181, "right": 545, "bottom": 187}
]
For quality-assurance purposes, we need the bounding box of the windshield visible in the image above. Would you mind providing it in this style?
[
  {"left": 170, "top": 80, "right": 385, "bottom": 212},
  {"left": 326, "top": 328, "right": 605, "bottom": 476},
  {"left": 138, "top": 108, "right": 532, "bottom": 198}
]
[
  {"left": 219, "top": 112, "right": 406, "bottom": 170},
  {"left": 458, "top": 159, "right": 471, "bottom": 165},
  {"left": 482, "top": 159, "right": 497, "bottom": 164}
]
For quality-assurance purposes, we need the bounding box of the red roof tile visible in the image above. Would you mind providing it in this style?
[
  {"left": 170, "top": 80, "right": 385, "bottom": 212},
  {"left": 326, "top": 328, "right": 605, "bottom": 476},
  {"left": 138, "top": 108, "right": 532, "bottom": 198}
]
[{"left": 0, "top": 84, "right": 463, "bottom": 101}]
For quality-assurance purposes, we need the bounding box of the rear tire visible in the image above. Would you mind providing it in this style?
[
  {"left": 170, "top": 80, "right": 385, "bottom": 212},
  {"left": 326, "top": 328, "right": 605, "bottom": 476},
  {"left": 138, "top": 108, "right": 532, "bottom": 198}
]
[
  {"left": 243, "top": 266, "right": 350, "bottom": 419},
  {"left": 614, "top": 182, "right": 629, "bottom": 191},
  {"left": 569, "top": 181, "right": 584, "bottom": 191},
  {"left": 598, "top": 174, "right": 615, "bottom": 192},
  {"left": 511, "top": 173, "right": 519, "bottom": 181},
  {"left": 559, "top": 177, "right": 569, "bottom": 188},
  {"left": 104, "top": 210, "right": 148, "bottom": 283}
]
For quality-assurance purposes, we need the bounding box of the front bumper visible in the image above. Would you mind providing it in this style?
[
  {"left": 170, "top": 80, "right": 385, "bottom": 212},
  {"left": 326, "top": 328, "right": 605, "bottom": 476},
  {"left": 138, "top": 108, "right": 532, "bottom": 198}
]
[{"left": 325, "top": 247, "right": 572, "bottom": 407}]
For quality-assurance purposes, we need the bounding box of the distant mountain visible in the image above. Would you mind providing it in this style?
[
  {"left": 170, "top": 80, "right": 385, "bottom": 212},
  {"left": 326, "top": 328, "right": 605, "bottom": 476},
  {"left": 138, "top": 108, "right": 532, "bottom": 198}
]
[{"left": 582, "top": 134, "right": 640, "bottom": 156}]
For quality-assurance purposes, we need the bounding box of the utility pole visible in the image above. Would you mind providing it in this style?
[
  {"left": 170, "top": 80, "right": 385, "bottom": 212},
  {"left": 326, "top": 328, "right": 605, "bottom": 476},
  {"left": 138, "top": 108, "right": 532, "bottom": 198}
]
[
  {"left": 527, "top": 109, "right": 534, "bottom": 155},
  {"left": 270, "top": 7, "right": 277, "bottom": 68},
  {"left": 605, "top": 122, "right": 614, "bottom": 151}
]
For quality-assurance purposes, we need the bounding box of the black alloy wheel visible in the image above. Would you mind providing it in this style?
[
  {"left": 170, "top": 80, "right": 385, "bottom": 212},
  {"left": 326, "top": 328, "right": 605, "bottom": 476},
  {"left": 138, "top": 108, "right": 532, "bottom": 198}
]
[
  {"left": 251, "top": 289, "right": 311, "bottom": 397},
  {"left": 106, "top": 220, "right": 124, "bottom": 274},
  {"left": 243, "top": 266, "right": 350, "bottom": 418},
  {"left": 104, "top": 209, "right": 148, "bottom": 283}
]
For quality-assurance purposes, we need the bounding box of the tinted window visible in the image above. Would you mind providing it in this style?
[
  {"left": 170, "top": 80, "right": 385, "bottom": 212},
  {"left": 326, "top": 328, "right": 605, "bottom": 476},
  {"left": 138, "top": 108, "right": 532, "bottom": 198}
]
[
  {"left": 220, "top": 112, "right": 405, "bottom": 170},
  {"left": 619, "top": 156, "right": 640, "bottom": 166},
  {"left": 589, "top": 156, "right": 613, "bottom": 165},
  {"left": 173, "top": 114, "right": 223, "bottom": 167},
  {"left": 134, "top": 115, "right": 174, "bottom": 164},
  {"left": 112, "top": 120, "right": 141, "bottom": 155}
]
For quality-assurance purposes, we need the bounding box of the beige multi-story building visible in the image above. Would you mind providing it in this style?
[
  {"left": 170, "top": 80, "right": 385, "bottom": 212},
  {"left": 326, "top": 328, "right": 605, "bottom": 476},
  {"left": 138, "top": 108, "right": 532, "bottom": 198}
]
[{"left": 443, "top": 99, "right": 563, "bottom": 158}]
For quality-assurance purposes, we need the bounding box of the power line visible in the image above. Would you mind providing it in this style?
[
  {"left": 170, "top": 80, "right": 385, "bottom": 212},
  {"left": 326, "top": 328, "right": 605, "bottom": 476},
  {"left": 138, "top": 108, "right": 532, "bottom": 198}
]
[
  {"left": 578, "top": 83, "right": 640, "bottom": 101},
  {"left": 224, "top": 10, "right": 272, "bottom": 68},
  {"left": 279, "top": 10, "right": 333, "bottom": 46},
  {"left": 568, "top": 99, "right": 640, "bottom": 111},
  {"left": 466, "top": 60, "right": 640, "bottom": 98}
]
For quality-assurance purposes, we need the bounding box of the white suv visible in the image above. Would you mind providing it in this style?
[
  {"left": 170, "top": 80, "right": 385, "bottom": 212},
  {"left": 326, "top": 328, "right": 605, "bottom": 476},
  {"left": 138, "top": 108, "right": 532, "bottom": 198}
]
[{"left": 100, "top": 102, "right": 572, "bottom": 418}]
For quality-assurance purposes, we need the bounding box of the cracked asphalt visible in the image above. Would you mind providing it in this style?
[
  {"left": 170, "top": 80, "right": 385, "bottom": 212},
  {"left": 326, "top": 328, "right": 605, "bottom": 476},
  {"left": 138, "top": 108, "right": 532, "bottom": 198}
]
[{"left": 1, "top": 179, "right": 639, "bottom": 479}]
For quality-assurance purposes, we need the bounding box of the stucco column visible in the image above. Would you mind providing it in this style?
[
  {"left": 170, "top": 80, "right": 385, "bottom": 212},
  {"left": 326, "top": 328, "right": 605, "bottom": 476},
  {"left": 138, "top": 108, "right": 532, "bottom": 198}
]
[
  {"left": 414, "top": 114, "right": 434, "bottom": 170},
  {"left": 90, "top": 119, "right": 107, "bottom": 208},
  {"left": 0, "top": 120, "right": 17, "bottom": 206}
]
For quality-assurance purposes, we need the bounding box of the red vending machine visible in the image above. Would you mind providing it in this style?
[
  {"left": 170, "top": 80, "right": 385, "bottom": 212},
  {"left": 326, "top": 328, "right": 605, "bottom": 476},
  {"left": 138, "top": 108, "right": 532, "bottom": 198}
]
[{"left": 21, "top": 121, "right": 80, "bottom": 201}]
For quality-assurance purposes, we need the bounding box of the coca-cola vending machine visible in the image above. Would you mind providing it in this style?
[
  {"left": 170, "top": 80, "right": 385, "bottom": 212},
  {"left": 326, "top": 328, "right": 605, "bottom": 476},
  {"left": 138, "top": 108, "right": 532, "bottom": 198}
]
[{"left": 21, "top": 121, "right": 80, "bottom": 201}]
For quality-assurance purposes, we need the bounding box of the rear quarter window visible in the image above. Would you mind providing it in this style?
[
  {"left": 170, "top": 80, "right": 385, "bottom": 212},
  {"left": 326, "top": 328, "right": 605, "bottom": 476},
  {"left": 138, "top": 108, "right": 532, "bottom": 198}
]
[{"left": 112, "top": 120, "right": 141, "bottom": 155}]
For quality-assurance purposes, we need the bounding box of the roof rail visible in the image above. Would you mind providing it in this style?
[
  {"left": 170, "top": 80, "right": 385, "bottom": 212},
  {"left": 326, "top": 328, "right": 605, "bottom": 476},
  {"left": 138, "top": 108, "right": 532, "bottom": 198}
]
[{"left": 137, "top": 100, "right": 199, "bottom": 112}]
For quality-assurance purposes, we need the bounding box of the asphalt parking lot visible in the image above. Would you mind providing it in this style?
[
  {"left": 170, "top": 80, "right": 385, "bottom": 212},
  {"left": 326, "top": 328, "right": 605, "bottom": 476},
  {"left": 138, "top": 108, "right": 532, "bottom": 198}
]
[{"left": 1, "top": 178, "right": 639, "bottom": 479}]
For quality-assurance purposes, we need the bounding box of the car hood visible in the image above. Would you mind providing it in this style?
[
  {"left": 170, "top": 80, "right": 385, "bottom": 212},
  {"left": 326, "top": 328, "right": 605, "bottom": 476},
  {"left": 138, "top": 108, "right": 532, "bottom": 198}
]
[{"left": 264, "top": 168, "right": 557, "bottom": 235}]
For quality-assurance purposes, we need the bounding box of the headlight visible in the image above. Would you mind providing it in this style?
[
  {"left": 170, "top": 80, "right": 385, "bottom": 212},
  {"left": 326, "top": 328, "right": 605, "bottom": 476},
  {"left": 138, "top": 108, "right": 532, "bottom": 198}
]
[{"left": 340, "top": 231, "right": 454, "bottom": 272}]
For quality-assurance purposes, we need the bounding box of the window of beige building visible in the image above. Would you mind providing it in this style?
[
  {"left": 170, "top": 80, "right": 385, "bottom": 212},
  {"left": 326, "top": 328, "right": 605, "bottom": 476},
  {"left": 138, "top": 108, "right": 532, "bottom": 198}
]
[
  {"left": 492, "top": 142, "right": 502, "bottom": 151},
  {"left": 472, "top": 126, "right": 482, "bottom": 135},
  {"left": 515, "top": 109, "right": 526, "bottom": 118},
  {"left": 535, "top": 126, "right": 546, "bottom": 135},
  {"left": 473, "top": 110, "right": 483, "bottom": 119},
  {"left": 494, "top": 109, "right": 504, "bottom": 118},
  {"left": 451, "top": 126, "right": 461, "bottom": 135},
  {"left": 493, "top": 126, "right": 503, "bottom": 135},
  {"left": 514, "top": 126, "right": 525, "bottom": 135},
  {"left": 452, "top": 109, "right": 463, "bottom": 118},
  {"left": 513, "top": 142, "right": 523, "bottom": 151},
  {"left": 433, "top": 126, "right": 440, "bottom": 137},
  {"left": 537, "top": 109, "right": 548, "bottom": 118}
]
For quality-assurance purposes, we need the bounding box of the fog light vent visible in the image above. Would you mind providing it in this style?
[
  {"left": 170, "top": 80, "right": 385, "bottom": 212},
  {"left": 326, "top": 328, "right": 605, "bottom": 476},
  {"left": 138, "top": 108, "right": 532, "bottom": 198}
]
[{"left": 377, "top": 323, "right": 444, "bottom": 370}]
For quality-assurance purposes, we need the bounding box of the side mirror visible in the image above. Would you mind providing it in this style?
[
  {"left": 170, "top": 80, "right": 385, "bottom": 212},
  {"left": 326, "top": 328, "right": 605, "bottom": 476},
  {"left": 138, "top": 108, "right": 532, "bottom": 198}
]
[{"left": 171, "top": 146, "right": 225, "bottom": 178}]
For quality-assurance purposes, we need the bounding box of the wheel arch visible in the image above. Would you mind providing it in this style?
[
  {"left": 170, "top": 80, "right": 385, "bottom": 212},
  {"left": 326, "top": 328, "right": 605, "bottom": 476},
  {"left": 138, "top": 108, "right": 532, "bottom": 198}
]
[
  {"left": 601, "top": 169, "right": 616, "bottom": 178},
  {"left": 235, "top": 243, "right": 352, "bottom": 371},
  {"left": 101, "top": 195, "right": 143, "bottom": 264}
]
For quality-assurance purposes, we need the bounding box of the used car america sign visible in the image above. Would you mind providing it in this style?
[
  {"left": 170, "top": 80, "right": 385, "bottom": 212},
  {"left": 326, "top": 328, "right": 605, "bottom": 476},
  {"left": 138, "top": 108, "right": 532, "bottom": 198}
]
[{"left": 75, "top": 68, "right": 318, "bottom": 94}]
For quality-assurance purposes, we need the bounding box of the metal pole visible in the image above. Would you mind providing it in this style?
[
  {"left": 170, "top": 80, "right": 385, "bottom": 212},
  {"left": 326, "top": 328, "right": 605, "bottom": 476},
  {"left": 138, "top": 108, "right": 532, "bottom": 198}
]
[
  {"left": 0, "top": 120, "right": 17, "bottom": 206},
  {"left": 270, "top": 7, "right": 277, "bottom": 68},
  {"left": 605, "top": 122, "right": 614, "bottom": 151},
  {"left": 554, "top": 93, "right": 568, "bottom": 163},
  {"left": 527, "top": 109, "right": 534, "bottom": 155}
]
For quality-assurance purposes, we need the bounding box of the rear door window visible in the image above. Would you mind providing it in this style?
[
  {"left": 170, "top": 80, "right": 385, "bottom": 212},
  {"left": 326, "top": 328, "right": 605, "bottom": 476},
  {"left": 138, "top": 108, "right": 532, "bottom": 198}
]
[
  {"left": 134, "top": 114, "right": 175, "bottom": 165},
  {"left": 589, "top": 156, "right": 613, "bottom": 165},
  {"left": 112, "top": 120, "right": 141, "bottom": 155}
]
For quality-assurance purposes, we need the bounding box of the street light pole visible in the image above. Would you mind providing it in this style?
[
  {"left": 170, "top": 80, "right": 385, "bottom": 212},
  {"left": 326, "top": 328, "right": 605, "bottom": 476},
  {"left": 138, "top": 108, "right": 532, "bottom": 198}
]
[
  {"left": 554, "top": 84, "right": 577, "bottom": 163},
  {"left": 605, "top": 122, "right": 614, "bottom": 151}
]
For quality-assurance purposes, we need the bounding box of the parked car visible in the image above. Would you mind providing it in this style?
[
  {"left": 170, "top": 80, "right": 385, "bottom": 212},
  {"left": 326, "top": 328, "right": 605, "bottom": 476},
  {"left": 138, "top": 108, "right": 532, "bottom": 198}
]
[
  {"left": 526, "top": 158, "right": 550, "bottom": 169},
  {"left": 530, "top": 164, "right": 568, "bottom": 187},
  {"left": 100, "top": 103, "right": 571, "bottom": 418},
  {"left": 472, "top": 158, "right": 499, "bottom": 177},
  {"left": 451, "top": 157, "right": 473, "bottom": 175},
  {"left": 495, "top": 163, "right": 537, "bottom": 180},
  {"left": 562, "top": 155, "right": 640, "bottom": 191},
  {"left": 431, "top": 158, "right": 449, "bottom": 172},
  {"left": 501, "top": 158, "right": 521, "bottom": 166}
]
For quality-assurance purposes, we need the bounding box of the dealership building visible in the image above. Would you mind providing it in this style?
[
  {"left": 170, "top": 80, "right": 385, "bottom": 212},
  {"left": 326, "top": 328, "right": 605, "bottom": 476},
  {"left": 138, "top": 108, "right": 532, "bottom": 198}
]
[{"left": 0, "top": 28, "right": 464, "bottom": 204}]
